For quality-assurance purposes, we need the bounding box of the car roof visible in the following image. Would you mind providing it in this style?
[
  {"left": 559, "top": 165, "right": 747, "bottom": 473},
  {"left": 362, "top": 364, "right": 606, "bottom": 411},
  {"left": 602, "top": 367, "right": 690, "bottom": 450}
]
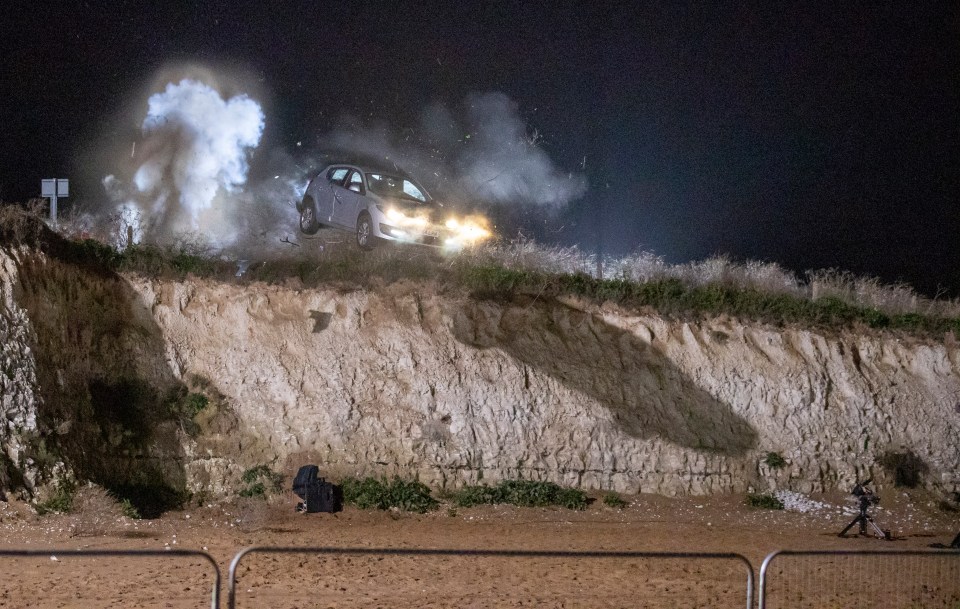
[{"left": 320, "top": 154, "right": 416, "bottom": 180}]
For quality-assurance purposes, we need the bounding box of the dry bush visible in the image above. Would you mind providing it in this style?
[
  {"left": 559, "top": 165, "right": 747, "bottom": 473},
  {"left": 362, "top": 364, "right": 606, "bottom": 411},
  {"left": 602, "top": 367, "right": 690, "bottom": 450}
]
[
  {"left": 17, "top": 202, "right": 960, "bottom": 323},
  {"left": 609, "top": 251, "right": 670, "bottom": 283},
  {"left": 808, "top": 269, "right": 960, "bottom": 318},
  {"left": 235, "top": 496, "right": 271, "bottom": 531},
  {"left": 71, "top": 484, "right": 126, "bottom": 537},
  {"left": 0, "top": 200, "right": 48, "bottom": 246},
  {"left": 466, "top": 235, "right": 595, "bottom": 276}
]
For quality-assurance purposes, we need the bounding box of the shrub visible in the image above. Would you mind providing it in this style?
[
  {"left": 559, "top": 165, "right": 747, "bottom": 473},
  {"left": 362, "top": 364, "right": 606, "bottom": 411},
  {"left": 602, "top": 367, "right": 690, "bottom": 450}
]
[
  {"left": 452, "top": 480, "right": 587, "bottom": 510},
  {"left": 764, "top": 452, "right": 787, "bottom": 469},
  {"left": 236, "top": 496, "right": 270, "bottom": 531},
  {"left": 340, "top": 476, "right": 438, "bottom": 513},
  {"left": 602, "top": 492, "right": 628, "bottom": 509},
  {"left": 36, "top": 484, "right": 76, "bottom": 515},
  {"left": 746, "top": 493, "right": 784, "bottom": 510},
  {"left": 118, "top": 498, "right": 141, "bottom": 519},
  {"left": 7, "top": 207, "right": 960, "bottom": 337},
  {"left": 239, "top": 465, "right": 284, "bottom": 498},
  {"left": 182, "top": 393, "right": 209, "bottom": 418},
  {"left": 72, "top": 484, "right": 131, "bottom": 536}
]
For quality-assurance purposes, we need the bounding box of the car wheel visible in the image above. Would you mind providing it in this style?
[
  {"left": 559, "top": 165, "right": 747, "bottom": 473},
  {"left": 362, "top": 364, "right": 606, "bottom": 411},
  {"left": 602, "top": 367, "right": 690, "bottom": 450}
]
[
  {"left": 356, "top": 212, "right": 376, "bottom": 250},
  {"left": 299, "top": 197, "right": 320, "bottom": 235}
]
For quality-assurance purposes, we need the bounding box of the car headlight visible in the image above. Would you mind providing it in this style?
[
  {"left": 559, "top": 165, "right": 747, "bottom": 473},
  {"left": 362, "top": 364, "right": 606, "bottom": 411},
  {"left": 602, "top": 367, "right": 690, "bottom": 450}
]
[{"left": 384, "top": 207, "right": 429, "bottom": 228}]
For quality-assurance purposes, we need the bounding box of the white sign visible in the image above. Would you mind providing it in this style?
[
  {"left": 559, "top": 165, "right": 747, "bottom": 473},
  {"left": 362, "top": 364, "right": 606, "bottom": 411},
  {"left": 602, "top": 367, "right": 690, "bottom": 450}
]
[{"left": 41, "top": 178, "right": 69, "bottom": 225}]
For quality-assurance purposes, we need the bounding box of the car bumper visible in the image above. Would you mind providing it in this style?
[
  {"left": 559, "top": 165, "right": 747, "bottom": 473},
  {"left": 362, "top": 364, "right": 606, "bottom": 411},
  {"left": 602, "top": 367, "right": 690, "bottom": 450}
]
[{"left": 377, "top": 223, "right": 448, "bottom": 247}]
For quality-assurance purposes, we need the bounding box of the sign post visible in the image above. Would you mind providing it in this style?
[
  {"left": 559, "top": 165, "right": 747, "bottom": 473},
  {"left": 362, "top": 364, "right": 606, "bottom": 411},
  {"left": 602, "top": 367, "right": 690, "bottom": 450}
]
[{"left": 41, "top": 178, "right": 69, "bottom": 225}]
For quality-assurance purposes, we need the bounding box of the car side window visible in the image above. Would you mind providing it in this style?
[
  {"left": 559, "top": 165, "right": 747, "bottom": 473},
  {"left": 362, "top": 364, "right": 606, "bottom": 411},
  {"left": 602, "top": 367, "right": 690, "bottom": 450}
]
[
  {"left": 346, "top": 170, "right": 364, "bottom": 194},
  {"left": 327, "top": 168, "right": 349, "bottom": 186}
]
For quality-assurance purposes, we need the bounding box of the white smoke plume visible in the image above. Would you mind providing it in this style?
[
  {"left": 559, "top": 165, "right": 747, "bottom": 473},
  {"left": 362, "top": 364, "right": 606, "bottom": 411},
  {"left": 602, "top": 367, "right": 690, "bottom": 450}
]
[
  {"left": 457, "top": 93, "right": 586, "bottom": 207},
  {"left": 99, "top": 74, "right": 583, "bottom": 252},
  {"left": 318, "top": 92, "right": 587, "bottom": 210},
  {"left": 104, "top": 78, "right": 265, "bottom": 247}
]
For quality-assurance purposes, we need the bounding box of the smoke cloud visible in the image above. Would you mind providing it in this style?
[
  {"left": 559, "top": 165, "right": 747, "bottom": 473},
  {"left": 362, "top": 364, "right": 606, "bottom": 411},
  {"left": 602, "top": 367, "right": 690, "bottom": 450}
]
[
  {"left": 104, "top": 78, "right": 265, "bottom": 247},
  {"left": 99, "top": 68, "right": 584, "bottom": 252},
  {"left": 318, "top": 92, "right": 587, "bottom": 210}
]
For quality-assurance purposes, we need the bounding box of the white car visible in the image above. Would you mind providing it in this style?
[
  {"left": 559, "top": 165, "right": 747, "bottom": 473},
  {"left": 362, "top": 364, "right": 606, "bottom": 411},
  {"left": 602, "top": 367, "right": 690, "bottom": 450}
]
[{"left": 298, "top": 163, "right": 464, "bottom": 250}]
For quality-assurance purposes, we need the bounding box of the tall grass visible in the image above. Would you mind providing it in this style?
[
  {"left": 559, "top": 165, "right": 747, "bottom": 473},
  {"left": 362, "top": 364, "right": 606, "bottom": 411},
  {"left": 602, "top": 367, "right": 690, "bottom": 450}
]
[{"left": 3, "top": 204, "right": 959, "bottom": 335}]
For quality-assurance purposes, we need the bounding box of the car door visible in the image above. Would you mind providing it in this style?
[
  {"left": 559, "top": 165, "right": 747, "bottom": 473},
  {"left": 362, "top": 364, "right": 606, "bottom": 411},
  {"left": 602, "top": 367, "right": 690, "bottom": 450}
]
[
  {"left": 320, "top": 167, "right": 349, "bottom": 224},
  {"left": 332, "top": 169, "right": 364, "bottom": 227}
]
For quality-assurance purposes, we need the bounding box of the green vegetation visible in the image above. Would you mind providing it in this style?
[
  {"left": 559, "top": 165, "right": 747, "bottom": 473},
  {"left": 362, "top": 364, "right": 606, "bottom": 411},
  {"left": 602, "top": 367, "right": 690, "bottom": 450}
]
[
  {"left": 340, "top": 476, "right": 438, "bottom": 513},
  {"left": 165, "top": 389, "right": 210, "bottom": 436},
  {"left": 3, "top": 205, "right": 959, "bottom": 337},
  {"left": 602, "top": 492, "right": 628, "bottom": 509},
  {"left": 36, "top": 484, "right": 76, "bottom": 515},
  {"left": 239, "top": 465, "right": 284, "bottom": 498},
  {"left": 118, "top": 498, "right": 141, "bottom": 519},
  {"left": 452, "top": 480, "right": 588, "bottom": 510},
  {"left": 2, "top": 205, "right": 958, "bottom": 521},
  {"left": 85, "top": 246, "right": 960, "bottom": 336},
  {"left": 746, "top": 493, "right": 784, "bottom": 510},
  {"left": 764, "top": 452, "right": 787, "bottom": 469}
]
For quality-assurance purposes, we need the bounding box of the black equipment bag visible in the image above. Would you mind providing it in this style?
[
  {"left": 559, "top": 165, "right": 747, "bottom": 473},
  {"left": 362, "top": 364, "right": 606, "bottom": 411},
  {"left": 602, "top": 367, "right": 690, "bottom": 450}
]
[
  {"left": 306, "top": 478, "right": 343, "bottom": 513},
  {"left": 292, "top": 465, "right": 319, "bottom": 498},
  {"left": 292, "top": 464, "right": 343, "bottom": 513}
]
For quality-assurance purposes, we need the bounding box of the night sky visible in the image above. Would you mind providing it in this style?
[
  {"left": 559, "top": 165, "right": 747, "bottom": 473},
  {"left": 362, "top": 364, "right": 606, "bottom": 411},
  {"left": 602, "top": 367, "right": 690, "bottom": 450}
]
[{"left": 2, "top": 2, "right": 958, "bottom": 295}]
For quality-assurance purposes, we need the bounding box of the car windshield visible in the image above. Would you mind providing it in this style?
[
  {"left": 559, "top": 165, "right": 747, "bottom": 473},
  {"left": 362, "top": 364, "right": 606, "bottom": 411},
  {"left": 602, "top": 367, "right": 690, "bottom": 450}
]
[{"left": 365, "top": 173, "right": 428, "bottom": 203}]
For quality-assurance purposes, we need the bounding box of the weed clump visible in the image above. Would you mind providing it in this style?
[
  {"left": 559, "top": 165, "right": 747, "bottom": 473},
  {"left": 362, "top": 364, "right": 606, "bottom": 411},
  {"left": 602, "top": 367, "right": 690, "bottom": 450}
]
[
  {"left": 602, "top": 492, "right": 628, "bottom": 509},
  {"left": 746, "top": 493, "right": 784, "bottom": 510},
  {"left": 36, "top": 484, "right": 76, "bottom": 515},
  {"left": 340, "top": 476, "right": 438, "bottom": 513},
  {"left": 239, "top": 465, "right": 284, "bottom": 498},
  {"left": 764, "top": 452, "right": 787, "bottom": 469},
  {"left": 452, "top": 480, "right": 588, "bottom": 510}
]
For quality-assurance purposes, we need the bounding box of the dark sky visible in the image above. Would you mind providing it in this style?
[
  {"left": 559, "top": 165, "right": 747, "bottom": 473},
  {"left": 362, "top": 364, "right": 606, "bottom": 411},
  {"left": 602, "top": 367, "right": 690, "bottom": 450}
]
[{"left": 2, "top": 2, "right": 958, "bottom": 295}]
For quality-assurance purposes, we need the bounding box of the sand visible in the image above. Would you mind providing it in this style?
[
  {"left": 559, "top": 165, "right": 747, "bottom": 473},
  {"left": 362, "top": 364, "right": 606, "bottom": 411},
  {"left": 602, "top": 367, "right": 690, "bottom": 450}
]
[{"left": 0, "top": 490, "right": 957, "bottom": 608}]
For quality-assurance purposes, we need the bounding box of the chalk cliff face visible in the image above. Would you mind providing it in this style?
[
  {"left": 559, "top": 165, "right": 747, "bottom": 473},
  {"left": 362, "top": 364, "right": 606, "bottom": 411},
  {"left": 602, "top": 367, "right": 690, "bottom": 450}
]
[
  {"left": 0, "top": 251, "right": 41, "bottom": 493},
  {"left": 126, "top": 276, "right": 960, "bottom": 497},
  {"left": 2, "top": 242, "right": 958, "bottom": 499}
]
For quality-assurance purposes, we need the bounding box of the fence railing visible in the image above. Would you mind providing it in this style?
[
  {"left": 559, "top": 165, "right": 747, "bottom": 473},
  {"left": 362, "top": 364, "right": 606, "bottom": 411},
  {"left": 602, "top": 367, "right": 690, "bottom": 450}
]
[
  {"left": 758, "top": 549, "right": 960, "bottom": 609},
  {"left": 228, "top": 547, "right": 756, "bottom": 609},
  {"left": 0, "top": 548, "right": 221, "bottom": 609},
  {"left": 5, "top": 546, "right": 958, "bottom": 608}
]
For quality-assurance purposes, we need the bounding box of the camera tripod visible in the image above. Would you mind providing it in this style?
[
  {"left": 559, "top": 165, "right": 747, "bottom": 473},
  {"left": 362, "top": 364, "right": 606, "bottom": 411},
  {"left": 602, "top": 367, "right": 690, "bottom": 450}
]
[{"left": 838, "top": 495, "right": 890, "bottom": 539}]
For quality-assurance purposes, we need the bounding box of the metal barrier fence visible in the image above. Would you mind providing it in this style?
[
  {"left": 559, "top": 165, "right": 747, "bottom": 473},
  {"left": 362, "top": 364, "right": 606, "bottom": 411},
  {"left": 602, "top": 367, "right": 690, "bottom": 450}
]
[
  {"left": 758, "top": 549, "right": 960, "bottom": 609},
  {"left": 5, "top": 546, "right": 957, "bottom": 608},
  {"left": 0, "top": 549, "right": 221, "bottom": 609},
  {"left": 227, "top": 547, "right": 755, "bottom": 609}
]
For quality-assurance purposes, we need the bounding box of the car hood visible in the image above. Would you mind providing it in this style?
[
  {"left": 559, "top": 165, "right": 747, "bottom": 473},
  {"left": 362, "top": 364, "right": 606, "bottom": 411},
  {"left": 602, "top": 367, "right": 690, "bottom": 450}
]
[{"left": 374, "top": 196, "right": 443, "bottom": 223}]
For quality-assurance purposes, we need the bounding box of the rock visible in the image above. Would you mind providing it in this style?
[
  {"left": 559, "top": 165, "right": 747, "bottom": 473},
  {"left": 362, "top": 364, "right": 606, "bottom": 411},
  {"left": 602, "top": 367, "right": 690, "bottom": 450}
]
[{"left": 126, "top": 276, "right": 960, "bottom": 497}]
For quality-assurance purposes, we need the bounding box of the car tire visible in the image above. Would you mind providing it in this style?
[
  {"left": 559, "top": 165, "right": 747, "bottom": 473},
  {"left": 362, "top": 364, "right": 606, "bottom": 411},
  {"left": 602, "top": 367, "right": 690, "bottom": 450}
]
[
  {"left": 299, "top": 196, "right": 320, "bottom": 235},
  {"left": 356, "top": 212, "right": 376, "bottom": 250}
]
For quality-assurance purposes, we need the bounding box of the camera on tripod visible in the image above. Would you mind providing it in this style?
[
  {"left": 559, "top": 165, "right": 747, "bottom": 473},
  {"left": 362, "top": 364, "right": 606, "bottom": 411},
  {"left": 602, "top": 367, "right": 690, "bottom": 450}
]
[
  {"left": 839, "top": 479, "right": 891, "bottom": 540},
  {"left": 851, "top": 481, "right": 880, "bottom": 506}
]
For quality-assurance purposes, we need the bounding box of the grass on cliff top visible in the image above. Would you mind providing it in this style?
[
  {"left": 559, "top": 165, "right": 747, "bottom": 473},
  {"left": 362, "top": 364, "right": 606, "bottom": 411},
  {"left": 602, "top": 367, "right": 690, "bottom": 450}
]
[{"left": 3, "top": 203, "right": 959, "bottom": 337}]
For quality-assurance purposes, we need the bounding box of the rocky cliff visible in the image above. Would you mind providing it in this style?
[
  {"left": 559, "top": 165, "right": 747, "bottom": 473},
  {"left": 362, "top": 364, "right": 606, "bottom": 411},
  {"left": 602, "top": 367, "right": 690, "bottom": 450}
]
[
  {"left": 133, "top": 276, "right": 960, "bottom": 496},
  {"left": 2, "top": 245, "right": 959, "bottom": 501}
]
